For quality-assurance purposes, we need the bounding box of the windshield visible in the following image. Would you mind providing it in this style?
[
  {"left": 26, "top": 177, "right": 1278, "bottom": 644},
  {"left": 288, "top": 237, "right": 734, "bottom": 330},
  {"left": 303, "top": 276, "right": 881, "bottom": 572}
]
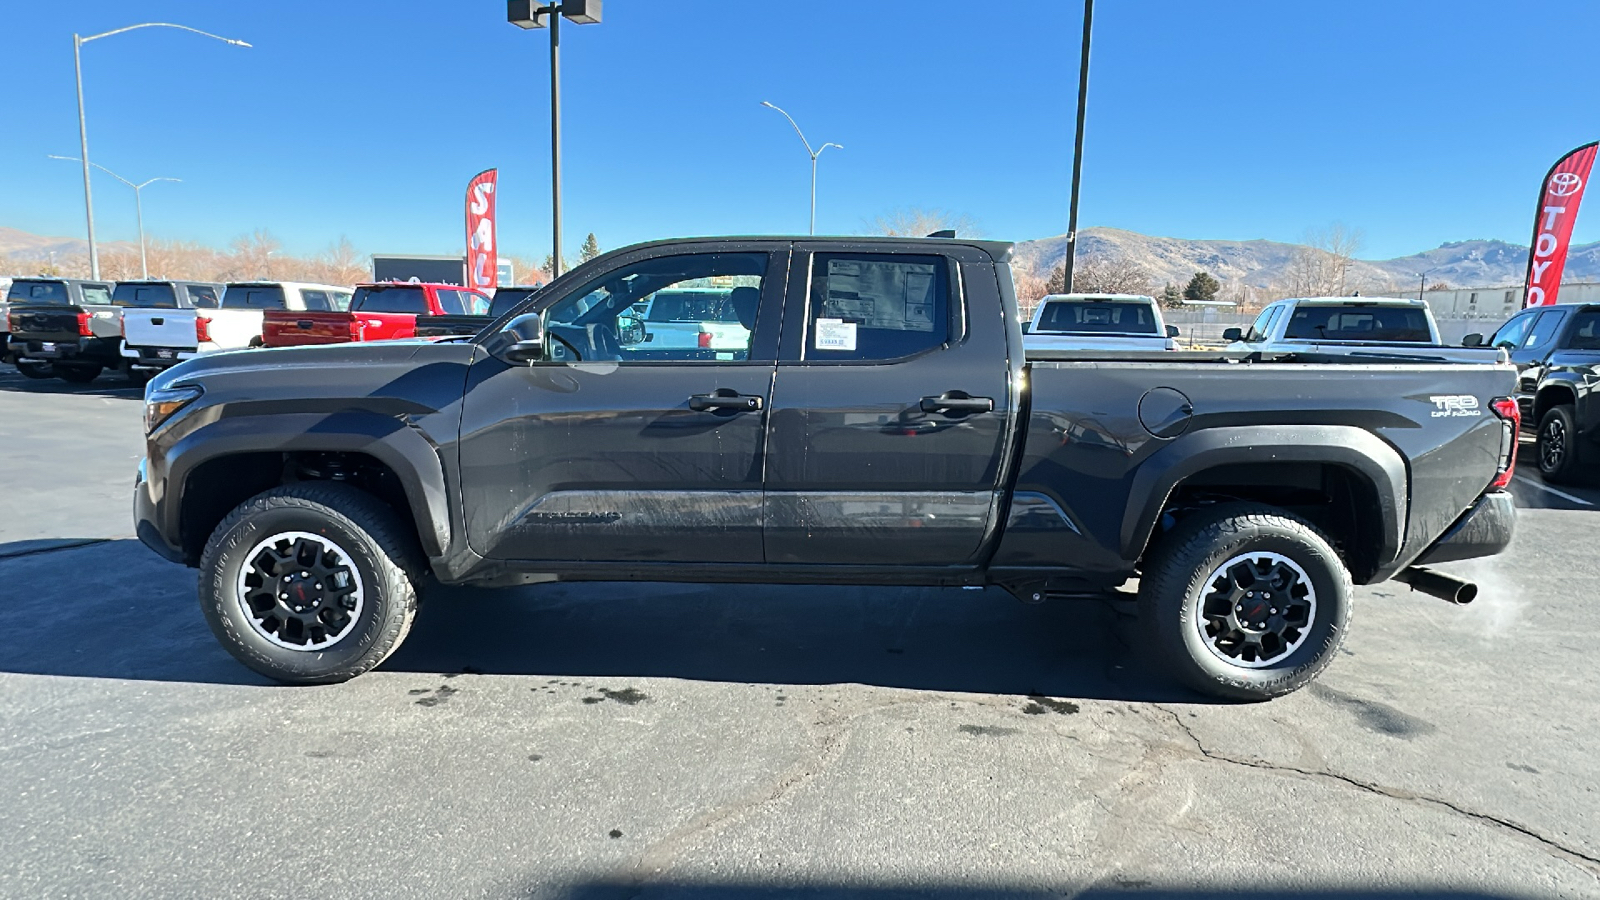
[
  {"left": 6, "top": 280, "right": 71, "bottom": 305},
  {"left": 222, "top": 285, "right": 287, "bottom": 309},
  {"left": 351, "top": 286, "right": 427, "bottom": 314},
  {"left": 1283, "top": 305, "right": 1432, "bottom": 342},
  {"left": 1034, "top": 300, "right": 1159, "bottom": 334},
  {"left": 111, "top": 283, "right": 178, "bottom": 309}
]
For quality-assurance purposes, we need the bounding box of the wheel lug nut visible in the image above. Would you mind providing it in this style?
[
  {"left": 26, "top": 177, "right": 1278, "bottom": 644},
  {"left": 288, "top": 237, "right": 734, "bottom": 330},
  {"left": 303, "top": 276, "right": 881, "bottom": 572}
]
[
  {"left": 280, "top": 593, "right": 289, "bottom": 600},
  {"left": 1270, "top": 608, "right": 1277, "bottom": 614}
]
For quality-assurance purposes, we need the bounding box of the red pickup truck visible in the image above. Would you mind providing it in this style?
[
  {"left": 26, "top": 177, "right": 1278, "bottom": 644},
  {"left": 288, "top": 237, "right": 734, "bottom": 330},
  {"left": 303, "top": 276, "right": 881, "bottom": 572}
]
[{"left": 262, "top": 283, "right": 490, "bottom": 348}]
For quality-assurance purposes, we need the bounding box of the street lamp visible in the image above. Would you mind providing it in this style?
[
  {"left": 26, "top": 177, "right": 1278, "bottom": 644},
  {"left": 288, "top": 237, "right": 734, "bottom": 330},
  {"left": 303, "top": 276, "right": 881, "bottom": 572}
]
[
  {"left": 760, "top": 101, "right": 842, "bottom": 236},
  {"left": 1417, "top": 267, "right": 1439, "bottom": 302},
  {"left": 73, "top": 22, "right": 250, "bottom": 279},
  {"left": 508, "top": 0, "right": 602, "bottom": 279},
  {"left": 48, "top": 155, "right": 177, "bottom": 279}
]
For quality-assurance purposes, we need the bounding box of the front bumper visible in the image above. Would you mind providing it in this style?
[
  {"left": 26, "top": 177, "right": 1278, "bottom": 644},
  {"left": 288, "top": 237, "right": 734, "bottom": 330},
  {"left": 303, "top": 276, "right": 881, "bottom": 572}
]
[
  {"left": 1412, "top": 490, "right": 1516, "bottom": 566},
  {"left": 134, "top": 458, "right": 185, "bottom": 564}
]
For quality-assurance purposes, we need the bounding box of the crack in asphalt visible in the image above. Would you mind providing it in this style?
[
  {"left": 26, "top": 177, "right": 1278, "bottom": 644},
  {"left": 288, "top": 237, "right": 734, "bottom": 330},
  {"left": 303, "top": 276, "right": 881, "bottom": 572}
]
[
  {"left": 0, "top": 539, "right": 112, "bottom": 561},
  {"left": 1158, "top": 707, "right": 1600, "bottom": 875}
]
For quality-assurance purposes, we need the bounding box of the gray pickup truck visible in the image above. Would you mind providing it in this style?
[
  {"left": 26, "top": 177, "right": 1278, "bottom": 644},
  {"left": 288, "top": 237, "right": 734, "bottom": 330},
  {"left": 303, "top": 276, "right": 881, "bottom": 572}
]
[{"left": 135, "top": 236, "right": 1519, "bottom": 701}]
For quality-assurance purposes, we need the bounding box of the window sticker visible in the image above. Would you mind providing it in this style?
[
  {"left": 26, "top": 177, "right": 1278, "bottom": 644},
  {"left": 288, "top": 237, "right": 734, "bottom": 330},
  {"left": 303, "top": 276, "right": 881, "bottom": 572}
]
[{"left": 814, "top": 317, "right": 857, "bottom": 351}]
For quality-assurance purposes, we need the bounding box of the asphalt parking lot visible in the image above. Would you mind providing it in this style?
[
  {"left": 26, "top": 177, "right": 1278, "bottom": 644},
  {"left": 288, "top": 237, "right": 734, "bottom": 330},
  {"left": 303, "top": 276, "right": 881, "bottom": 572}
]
[{"left": 1, "top": 363, "right": 1597, "bottom": 900}]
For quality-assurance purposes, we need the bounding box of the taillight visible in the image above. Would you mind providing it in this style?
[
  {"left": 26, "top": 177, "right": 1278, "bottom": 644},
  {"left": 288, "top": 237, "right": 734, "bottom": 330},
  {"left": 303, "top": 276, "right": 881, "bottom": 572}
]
[
  {"left": 697, "top": 330, "right": 713, "bottom": 349},
  {"left": 6, "top": 313, "right": 17, "bottom": 332},
  {"left": 195, "top": 316, "right": 212, "bottom": 343},
  {"left": 1490, "top": 397, "right": 1520, "bottom": 490},
  {"left": 78, "top": 312, "right": 93, "bottom": 337},
  {"left": 349, "top": 319, "right": 365, "bottom": 341}
]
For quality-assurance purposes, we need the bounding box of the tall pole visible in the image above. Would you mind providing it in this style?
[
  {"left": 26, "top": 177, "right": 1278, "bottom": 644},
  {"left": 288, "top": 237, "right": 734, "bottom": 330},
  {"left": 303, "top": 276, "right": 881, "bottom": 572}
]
[
  {"left": 761, "top": 101, "right": 840, "bottom": 236},
  {"left": 74, "top": 34, "right": 99, "bottom": 280},
  {"left": 809, "top": 154, "right": 818, "bottom": 235},
  {"left": 549, "top": 10, "right": 563, "bottom": 278},
  {"left": 134, "top": 185, "right": 147, "bottom": 278},
  {"left": 1063, "top": 0, "right": 1093, "bottom": 294}
]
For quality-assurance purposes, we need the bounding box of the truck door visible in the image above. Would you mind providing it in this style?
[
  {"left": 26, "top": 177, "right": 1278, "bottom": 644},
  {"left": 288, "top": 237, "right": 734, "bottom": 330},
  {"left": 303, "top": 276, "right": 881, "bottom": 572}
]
[
  {"left": 459, "top": 243, "right": 787, "bottom": 563},
  {"left": 763, "top": 244, "right": 1014, "bottom": 566},
  {"left": 1514, "top": 307, "right": 1570, "bottom": 395}
]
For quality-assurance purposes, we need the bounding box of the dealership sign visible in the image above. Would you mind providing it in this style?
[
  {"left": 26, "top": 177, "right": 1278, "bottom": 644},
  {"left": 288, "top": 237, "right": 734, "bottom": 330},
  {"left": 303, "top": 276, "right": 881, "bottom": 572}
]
[
  {"left": 1523, "top": 142, "right": 1597, "bottom": 307},
  {"left": 465, "top": 168, "right": 499, "bottom": 294}
]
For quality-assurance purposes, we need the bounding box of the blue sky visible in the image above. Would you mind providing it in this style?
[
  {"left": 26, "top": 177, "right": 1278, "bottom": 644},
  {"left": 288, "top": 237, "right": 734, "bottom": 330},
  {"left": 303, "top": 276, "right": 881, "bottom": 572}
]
[{"left": 1, "top": 0, "right": 1597, "bottom": 261}]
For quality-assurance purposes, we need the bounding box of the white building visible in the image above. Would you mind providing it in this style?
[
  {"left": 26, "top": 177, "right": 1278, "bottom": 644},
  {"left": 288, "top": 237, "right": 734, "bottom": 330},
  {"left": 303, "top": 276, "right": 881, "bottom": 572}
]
[{"left": 1417, "top": 282, "right": 1600, "bottom": 343}]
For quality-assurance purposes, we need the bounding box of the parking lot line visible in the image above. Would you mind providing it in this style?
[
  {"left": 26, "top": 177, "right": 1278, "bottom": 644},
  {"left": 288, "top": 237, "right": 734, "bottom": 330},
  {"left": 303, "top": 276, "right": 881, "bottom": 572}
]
[{"left": 1514, "top": 475, "right": 1595, "bottom": 506}]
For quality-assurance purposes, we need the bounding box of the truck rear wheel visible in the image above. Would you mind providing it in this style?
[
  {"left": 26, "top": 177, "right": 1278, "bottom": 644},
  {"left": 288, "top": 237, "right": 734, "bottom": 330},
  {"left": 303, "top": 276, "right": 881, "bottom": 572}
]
[
  {"left": 1536, "top": 405, "right": 1581, "bottom": 484},
  {"left": 16, "top": 361, "right": 52, "bottom": 379},
  {"left": 1139, "top": 503, "right": 1351, "bottom": 701},
  {"left": 56, "top": 364, "right": 101, "bottom": 384},
  {"left": 199, "top": 482, "right": 422, "bottom": 684}
]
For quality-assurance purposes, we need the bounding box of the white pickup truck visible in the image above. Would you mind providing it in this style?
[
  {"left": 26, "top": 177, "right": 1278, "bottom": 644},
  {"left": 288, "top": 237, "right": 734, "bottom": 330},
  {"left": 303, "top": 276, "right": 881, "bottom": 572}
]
[
  {"left": 1224, "top": 296, "right": 1494, "bottom": 362},
  {"left": 624, "top": 286, "right": 756, "bottom": 357},
  {"left": 1023, "top": 293, "right": 1179, "bottom": 351},
  {"left": 121, "top": 281, "right": 352, "bottom": 372}
]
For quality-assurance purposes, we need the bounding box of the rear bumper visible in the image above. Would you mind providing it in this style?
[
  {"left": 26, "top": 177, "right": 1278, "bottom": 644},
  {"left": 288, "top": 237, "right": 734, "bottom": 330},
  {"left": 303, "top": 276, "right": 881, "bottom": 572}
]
[
  {"left": 1412, "top": 490, "right": 1516, "bottom": 566},
  {"left": 121, "top": 344, "right": 198, "bottom": 370},
  {"left": 13, "top": 336, "right": 122, "bottom": 366}
]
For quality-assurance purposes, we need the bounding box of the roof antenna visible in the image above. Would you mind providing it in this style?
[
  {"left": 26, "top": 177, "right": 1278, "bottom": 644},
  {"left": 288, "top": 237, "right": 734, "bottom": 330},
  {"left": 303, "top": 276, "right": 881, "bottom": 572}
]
[{"left": 927, "top": 229, "right": 956, "bottom": 239}]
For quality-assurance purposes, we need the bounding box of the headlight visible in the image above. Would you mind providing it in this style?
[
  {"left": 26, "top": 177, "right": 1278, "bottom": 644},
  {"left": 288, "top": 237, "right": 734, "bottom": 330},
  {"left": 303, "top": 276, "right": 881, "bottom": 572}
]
[{"left": 144, "top": 385, "right": 203, "bottom": 435}]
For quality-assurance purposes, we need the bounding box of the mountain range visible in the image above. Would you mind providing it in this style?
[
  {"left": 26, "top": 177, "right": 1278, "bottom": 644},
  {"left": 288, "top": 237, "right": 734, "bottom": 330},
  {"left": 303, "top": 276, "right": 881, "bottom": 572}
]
[{"left": 5, "top": 224, "right": 1597, "bottom": 292}]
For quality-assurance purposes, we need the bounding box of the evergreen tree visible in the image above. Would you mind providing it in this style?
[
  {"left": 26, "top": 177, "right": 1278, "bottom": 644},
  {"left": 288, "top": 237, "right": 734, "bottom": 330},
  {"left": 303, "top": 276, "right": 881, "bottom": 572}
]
[
  {"left": 1183, "top": 271, "right": 1221, "bottom": 305},
  {"left": 1160, "top": 283, "right": 1183, "bottom": 308},
  {"left": 579, "top": 233, "right": 601, "bottom": 262}
]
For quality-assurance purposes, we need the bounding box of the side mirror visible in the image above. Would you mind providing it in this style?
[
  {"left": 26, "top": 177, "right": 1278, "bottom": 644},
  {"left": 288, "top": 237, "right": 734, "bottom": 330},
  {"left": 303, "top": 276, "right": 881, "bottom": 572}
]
[
  {"left": 617, "top": 314, "right": 646, "bottom": 346},
  {"left": 1222, "top": 327, "right": 1244, "bottom": 342},
  {"left": 1462, "top": 333, "right": 1484, "bottom": 347},
  {"left": 1166, "top": 324, "right": 1180, "bottom": 338},
  {"left": 495, "top": 313, "right": 545, "bottom": 365}
]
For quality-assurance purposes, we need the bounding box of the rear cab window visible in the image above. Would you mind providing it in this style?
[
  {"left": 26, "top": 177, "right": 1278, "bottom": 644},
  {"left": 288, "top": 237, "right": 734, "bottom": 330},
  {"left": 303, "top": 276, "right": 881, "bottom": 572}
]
[
  {"left": 1568, "top": 311, "right": 1600, "bottom": 350},
  {"left": 185, "top": 284, "right": 220, "bottom": 309},
  {"left": 805, "top": 254, "right": 950, "bottom": 361},
  {"left": 1034, "top": 299, "right": 1158, "bottom": 334},
  {"left": 111, "top": 283, "right": 179, "bottom": 309},
  {"left": 222, "top": 285, "right": 288, "bottom": 309},
  {"left": 1283, "top": 305, "right": 1431, "bottom": 342},
  {"left": 8, "top": 281, "right": 71, "bottom": 305},
  {"left": 352, "top": 286, "right": 428, "bottom": 314}
]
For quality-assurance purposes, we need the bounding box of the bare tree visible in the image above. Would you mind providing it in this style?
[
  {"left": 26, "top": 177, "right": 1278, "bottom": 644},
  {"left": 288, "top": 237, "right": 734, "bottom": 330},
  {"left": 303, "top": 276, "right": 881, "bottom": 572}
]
[
  {"left": 308, "top": 236, "right": 368, "bottom": 286},
  {"left": 1280, "top": 223, "right": 1365, "bottom": 297},
  {"left": 227, "top": 229, "right": 284, "bottom": 280},
  {"left": 869, "top": 207, "right": 981, "bottom": 238},
  {"left": 1044, "top": 253, "right": 1153, "bottom": 296},
  {"left": 1011, "top": 263, "right": 1050, "bottom": 322}
]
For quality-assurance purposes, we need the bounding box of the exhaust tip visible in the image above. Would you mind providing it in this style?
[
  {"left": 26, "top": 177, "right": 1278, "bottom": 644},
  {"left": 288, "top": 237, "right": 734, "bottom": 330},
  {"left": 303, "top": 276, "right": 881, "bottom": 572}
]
[
  {"left": 1394, "top": 566, "right": 1478, "bottom": 606},
  {"left": 1455, "top": 582, "right": 1478, "bottom": 605}
]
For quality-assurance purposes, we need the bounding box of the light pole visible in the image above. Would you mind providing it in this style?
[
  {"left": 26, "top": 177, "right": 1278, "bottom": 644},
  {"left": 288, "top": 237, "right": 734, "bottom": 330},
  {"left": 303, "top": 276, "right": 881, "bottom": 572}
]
[
  {"left": 1417, "top": 267, "right": 1439, "bottom": 302},
  {"left": 761, "top": 101, "right": 842, "bottom": 236},
  {"left": 508, "top": 1, "right": 602, "bottom": 279},
  {"left": 1062, "top": 0, "right": 1093, "bottom": 293},
  {"left": 48, "top": 155, "right": 177, "bottom": 279},
  {"left": 73, "top": 23, "right": 250, "bottom": 279}
]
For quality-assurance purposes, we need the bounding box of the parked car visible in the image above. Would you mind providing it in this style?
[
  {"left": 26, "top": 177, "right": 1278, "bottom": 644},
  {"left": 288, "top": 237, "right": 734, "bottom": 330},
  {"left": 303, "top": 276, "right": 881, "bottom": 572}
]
[
  {"left": 119, "top": 282, "right": 353, "bottom": 369},
  {"left": 112, "top": 281, "right": 224, "bottom": 376},
  {"left": 413, "top": 284, "right": 538, "bottom": 339},
  {"left": 5, "top": 277, "right": 120, "bottom": 382},
  {"left": 1023, "top": 293, "right": 1178, "bottom": 351},
  {"left": 1225, "top": 296, "right": 1493, "bottom": 362},
  {"left": 137, "top": 235, "right": 1517, "bottom": 701},
  {"left": 0, "top": 276, "right": 14, "bottom": 363},
  {"left": 1466, "top": 302, "right": 1600, "bottom": 482},
  {"left": 261, "top": 283, "right": 488, "bottom": 347}
]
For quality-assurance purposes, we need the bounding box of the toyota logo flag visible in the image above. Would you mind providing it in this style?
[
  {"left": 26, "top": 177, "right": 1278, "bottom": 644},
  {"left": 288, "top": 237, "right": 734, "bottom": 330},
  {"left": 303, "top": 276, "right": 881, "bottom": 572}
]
[
  {"left": 1523, "top": 142, "right": 1597, "bottom": 308},
  {"left": 465, "top": 168, "right": 499, "bottom": 294}
]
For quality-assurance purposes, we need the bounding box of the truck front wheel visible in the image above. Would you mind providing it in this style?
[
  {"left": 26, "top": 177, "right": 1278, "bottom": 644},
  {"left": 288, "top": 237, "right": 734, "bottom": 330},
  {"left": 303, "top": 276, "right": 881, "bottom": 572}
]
[
  {"left": 198, "top": 483, "right": 422, "bottom": 684},
  {"left": 1139, "top": 504, "right": 1351, "bottom": 701}
]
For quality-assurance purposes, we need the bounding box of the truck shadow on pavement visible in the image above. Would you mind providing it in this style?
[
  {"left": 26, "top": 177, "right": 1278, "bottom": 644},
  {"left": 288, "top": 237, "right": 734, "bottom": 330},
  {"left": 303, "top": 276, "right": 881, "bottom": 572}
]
[
  {"left": 0, "top": 537, "right": 1194, "bottom": 702},
  {"left": 0, "top": 368, "right": 145, "bottom": 399}
]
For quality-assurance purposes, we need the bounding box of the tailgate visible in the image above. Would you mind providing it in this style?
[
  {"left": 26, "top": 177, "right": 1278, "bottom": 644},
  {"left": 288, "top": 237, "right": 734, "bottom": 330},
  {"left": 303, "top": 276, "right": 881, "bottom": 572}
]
[
  {"left": 123, "top": 308, "right": 198, "bottom": 350},
  {"left": 352, "top": 312, "right": 418, "bottom": 342},
  {"left": 262, "top": 311, "right": 355, "bottom": 347},
  {"left": 8, "top": 306, "right": 84, "bottom": 342}
]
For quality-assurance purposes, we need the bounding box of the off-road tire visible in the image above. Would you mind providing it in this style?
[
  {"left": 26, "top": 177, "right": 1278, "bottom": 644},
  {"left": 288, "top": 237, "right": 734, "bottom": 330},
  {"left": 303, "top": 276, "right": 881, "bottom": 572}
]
[
  {"left": 199, "top": 482, "right": 423, "bottom": 684},
  {"left": 1536, "top": 405, "right": 1581, "bottom": 485},
  {"left": 15, "top": 361, "right": 52, "bottom": 379},
  {"left": 56, "top": 364, "right": 102, "bottom": 384},
  {"left": 1139, "top": 503, "right": 1352, "bottom": 702}
]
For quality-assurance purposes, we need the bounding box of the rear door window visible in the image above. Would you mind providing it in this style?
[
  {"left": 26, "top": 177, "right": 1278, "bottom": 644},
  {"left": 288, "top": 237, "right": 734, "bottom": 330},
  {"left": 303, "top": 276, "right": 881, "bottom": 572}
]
[
  {"left": 81, "top": 284, "right": 113, "bottom": 305},
  {"left": 222, "top": 285, "right": 287, "bottom": 309},
  {"left": 352, "top": 286, "right": 428, "bottom": 314},
  {"left": 186, "top": 285, "right": 220, "bottom": 309},
  {"left": 111, "top": 283, "right": 178, "bottom": 308},
  {"left": 805, "top": 254, "right": 950, "bottom": 361},
  {"left": 299, "top": 290, "right": 332, "bottom": 311},
  {"left": 1522, "top": 309, "right": 1568, "bottom": 349},
  {"left": 8, "top": 281, "right": 71, "bottom": 305}
]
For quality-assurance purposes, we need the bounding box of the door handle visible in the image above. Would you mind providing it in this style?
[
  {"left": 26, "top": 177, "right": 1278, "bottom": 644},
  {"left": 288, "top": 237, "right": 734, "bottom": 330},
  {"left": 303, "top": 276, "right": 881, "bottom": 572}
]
[
  {"left": 689, "top": 392, "right": 762, "bottom": 412},
  {"left": 920, "top": 392, "right": 994, "bottom": 414}
]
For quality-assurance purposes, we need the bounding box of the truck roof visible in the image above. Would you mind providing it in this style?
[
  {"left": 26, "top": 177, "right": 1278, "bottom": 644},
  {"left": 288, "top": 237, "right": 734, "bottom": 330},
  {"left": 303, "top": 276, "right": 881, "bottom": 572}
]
[
  {"left": 1039, "top": 293, "right": 1157, "bottom": 302},
  {"left": 615, "top": 234, "right": 1016, "bottom": 262},
  {"left": 1279, "top": 296, "right": 1426, "bottom": 307}
]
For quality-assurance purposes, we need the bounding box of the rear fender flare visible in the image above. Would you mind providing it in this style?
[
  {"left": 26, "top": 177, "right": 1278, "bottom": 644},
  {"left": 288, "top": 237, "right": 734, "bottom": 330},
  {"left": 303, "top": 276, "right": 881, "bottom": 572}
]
[{"left": 1122, "top": 425, "right": 1407, "bottom": 568}]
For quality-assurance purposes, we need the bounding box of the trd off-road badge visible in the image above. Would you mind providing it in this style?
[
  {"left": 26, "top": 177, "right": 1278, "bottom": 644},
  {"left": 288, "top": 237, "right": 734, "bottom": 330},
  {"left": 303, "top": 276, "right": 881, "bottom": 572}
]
[{"left": 1429, "top": 395, "right": 1482, "bottom": 418}]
